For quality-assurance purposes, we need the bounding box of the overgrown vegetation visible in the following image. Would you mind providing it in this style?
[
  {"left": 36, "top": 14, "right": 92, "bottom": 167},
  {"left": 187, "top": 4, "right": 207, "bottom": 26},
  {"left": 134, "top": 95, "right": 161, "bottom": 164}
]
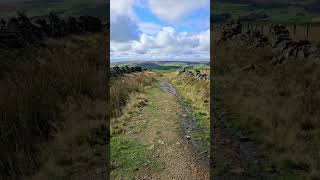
[
  {"left": 0, "top": 32, "right": 107, "bottom": 179},
  {"left": 110, "top": 72, "right": 156, "bottom": 118},
  {"left": 213, "top": 41, "right": 320, "bottom": 179}
]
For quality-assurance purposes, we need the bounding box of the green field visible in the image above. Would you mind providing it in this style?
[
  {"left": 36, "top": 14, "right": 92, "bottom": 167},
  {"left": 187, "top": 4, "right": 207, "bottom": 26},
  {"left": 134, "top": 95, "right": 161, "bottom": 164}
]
[{"left": 111, "top": 61, "right": 210, "bottom": 70}]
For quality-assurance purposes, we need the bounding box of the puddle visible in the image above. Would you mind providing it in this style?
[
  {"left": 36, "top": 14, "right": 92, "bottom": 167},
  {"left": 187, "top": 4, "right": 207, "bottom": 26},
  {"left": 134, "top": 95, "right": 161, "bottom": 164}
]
[{"left": 160, "top": 82, "right": 210, "bottom": 167}]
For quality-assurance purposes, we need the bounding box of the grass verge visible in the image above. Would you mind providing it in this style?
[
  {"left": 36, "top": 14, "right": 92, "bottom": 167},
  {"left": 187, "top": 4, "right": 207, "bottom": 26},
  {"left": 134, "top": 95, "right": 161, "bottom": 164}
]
[
  {"left": 110, "top": 72, "right": 159, "bottom": 180},
  {"left": 111, "top": 136, "right": 158, "bottom": 179}
]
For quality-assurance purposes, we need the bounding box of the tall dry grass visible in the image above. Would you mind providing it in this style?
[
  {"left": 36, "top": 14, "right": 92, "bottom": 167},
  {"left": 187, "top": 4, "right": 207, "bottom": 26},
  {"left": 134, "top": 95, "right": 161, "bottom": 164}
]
[
  {"left": 110, "top": 72, "right": 157, "bottom": 119},
  {"left": 0, "top": 33, "right": 108, "bottom": 179},
  {"left": 213, "top": 41, "right": 320, "bottom": 178}
]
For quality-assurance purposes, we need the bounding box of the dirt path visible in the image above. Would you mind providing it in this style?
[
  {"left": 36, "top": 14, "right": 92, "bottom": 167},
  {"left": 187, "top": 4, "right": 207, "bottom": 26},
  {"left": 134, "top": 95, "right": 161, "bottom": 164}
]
[
  {"left": 126, "top": 82, "right": 209, "bottom": 180},
  {"left": 160, "top": 82, "right": 210, "bottom": 166}
]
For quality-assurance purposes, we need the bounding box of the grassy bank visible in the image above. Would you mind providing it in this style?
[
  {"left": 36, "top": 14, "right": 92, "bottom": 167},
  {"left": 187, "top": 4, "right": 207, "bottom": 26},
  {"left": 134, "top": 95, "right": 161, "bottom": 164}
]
[
  {"left": 213, "top": 42, "right": 320, "bottom": 179},
  {"left": 110, "top": 72, "right": 156, "bottom": 118},
  {"left": 167, "top": 72, "right": 210, "bottom": 143},
  {"left": 110, "top": 72, "right": 159, "bottom": 179},
  {"left": 0, "top": 33, "right": 107, "bottom": 179}
]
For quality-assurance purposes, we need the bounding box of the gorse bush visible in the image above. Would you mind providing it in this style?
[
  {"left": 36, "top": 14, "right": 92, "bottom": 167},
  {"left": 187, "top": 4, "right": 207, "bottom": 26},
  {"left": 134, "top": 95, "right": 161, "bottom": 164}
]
[{"left": 0, "top": 33, "right": 107, "bottom": 179}]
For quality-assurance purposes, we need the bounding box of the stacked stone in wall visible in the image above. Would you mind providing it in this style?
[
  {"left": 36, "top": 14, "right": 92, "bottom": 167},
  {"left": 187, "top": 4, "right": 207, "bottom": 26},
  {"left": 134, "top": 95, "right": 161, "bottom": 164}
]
[
  {"left": 178, "top": 67, "right": 209, "bottom": 81},
  {"left": 219, "top": 23, "right": 242, "bottom": 42},
  {"left": 218, "top": 23, "right": 269, "bottom": 48},
  {"left": 218, "top": 22, "right": 320, "bottom": 64},
  {"left": 0, "top": 12, "right": 102, "bottom": 51},
  {"left": 110, "top": 66, "right": 145, "bottom": 78},
  {"left": 238, "top": 30, "right": 269, "bottom": 48},
  {"left": 269, "top": 25, "right": 320, "bottom": 64}
]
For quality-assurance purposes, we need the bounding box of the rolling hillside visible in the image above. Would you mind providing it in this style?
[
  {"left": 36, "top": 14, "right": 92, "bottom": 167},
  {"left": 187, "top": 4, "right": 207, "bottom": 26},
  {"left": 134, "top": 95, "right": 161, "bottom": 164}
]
[
  {"left": 213, "top": 0, "right": 320, "bottom": 24},
  {"left": 0, "top": 0, "right": 109, "bottom": 20},
  {"left": 111, "top": 61, "right": 210, "bottom": 70}
]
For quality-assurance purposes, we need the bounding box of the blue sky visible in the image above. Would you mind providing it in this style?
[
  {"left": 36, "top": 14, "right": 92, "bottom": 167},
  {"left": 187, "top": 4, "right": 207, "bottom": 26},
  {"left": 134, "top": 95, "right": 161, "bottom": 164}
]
[{"left": 110, "top": 0, "right": 210, "bottom": 62}]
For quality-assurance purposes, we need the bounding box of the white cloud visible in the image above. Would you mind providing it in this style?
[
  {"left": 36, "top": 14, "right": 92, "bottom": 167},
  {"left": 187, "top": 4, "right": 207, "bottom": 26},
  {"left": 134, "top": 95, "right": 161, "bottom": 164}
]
[
  {"left": 111, "top": 26, "right": 210, "bottom": 60},
  {"left": 138, "top": 22, "right": 162, "bottom": 35},
  {"left": 110, "top": 0, "right": 137, "bottom": 18},
  {"left": 148, "top": 0, "right": 209, "bottom": 22},
  {"left": 110, "top": 16, "right": 140, "bottom": 42},
  {"left": 196, "top": 30, "right": 210, "bottom": 51},
  {"left": 110, "top": 0, "right": 210, "bottom": 61},
  {"left": 110, "top": 0, "right": 141, "bottom": 42},
  {"left": 110, "top": 41, "right": 132, "bottom": 52},
  {"left": 155, "top": 27, "right": 177, "bottom": 47}
]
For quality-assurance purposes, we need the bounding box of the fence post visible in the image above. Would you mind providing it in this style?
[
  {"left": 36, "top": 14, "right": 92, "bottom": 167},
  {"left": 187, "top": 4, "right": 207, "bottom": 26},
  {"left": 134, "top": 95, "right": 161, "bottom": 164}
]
[
  {"left": 242, "top": 23, "right": 244, "bottom": 33},
  {"left": 269, "top": 24, "right": 273, "bottom": 33},
  {"left": 306, "top": 24, "right": 310, "bottom": 41}
]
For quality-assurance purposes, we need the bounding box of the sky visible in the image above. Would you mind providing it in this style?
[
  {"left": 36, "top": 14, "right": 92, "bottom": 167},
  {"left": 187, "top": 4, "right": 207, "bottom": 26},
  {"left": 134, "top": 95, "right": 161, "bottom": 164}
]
[{"left": 110, "top": 0, "right": 210, "bottom": 62}]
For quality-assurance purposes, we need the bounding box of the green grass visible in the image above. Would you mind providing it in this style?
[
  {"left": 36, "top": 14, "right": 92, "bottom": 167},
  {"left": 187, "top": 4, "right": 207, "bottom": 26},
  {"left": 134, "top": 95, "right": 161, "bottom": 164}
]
[
  {"left": 110, "top": 73, "right": 160, "bottom": 179},
  {"left": 162, "top": 62, "right": 189, "bottom": 67},
  {"left": 111, "top": 136, "right": 158, "bottom": 179},
  {"left": 193, "top": 64, "right": 210, "bottom": 70},
  {"left": 110, "top": 72, "right": 157, "bottom": 118},
  {"left": 195, "top": 112, "right": 210, "bottom": 142}
]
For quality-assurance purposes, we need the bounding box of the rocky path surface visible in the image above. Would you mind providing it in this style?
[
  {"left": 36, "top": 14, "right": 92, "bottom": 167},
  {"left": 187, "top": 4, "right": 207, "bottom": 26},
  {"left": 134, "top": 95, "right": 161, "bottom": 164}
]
[
  {"left": 126, "top": 82, "right": 209, "bottom": 180},
  {"left": 160, "top": 82, "right": 210, "bottom": 167}
]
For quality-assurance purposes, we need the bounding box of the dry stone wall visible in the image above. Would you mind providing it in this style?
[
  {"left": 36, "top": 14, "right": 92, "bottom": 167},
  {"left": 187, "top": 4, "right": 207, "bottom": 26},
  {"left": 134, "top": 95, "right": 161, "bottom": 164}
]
[
  {"left": 110, "top": 66, "right": 145, "bottom": 78},
  {"left": 218, "top": 23, "right": 320, "bottom": 64},
  {"left": 178, "top": 67, "right": 209, "bottom": 81},
  {"left": 0, "top": 12, "right": 102, "bottom": 50}
]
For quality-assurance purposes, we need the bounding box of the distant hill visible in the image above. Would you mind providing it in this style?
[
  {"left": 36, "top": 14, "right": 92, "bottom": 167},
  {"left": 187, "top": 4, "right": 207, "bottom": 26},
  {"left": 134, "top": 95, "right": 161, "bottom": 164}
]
[
  {"left": 111, "top": 61, "right": 210, "bottom": 70},
  {"left": 213, "top": 0, "right": 320, "bottom": 24},
  {"left": 0, "top": 0, "right": 109, "bottom": 20},
  {"left": 216, "top": 0, "right": 319, "bottom": 6}
]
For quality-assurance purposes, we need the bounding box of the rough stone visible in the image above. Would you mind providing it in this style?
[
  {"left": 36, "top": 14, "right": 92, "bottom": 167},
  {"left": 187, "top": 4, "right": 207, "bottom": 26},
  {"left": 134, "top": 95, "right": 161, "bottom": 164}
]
[
  {"left": 0, "top": 12, "right": 103, "bottom": 51},
  {"left": 177, "top": 67, "right": 209, "bottom": 80},
  {"left": 218, "top": 22, "right": 320, "bottom": 65},
  {"left": 110, "top": 66, "right": 145, "bottom": 78}
]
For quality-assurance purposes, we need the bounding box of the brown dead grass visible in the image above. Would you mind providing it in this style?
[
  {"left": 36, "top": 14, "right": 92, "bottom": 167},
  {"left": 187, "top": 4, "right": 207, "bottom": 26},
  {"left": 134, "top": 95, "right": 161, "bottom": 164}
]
[
  {"left": 110, "top": 71, "right": 157, "bottom": 118},
  {"left": 213, "top": 41, "right": 320, "bottom": 179},
  {"left": 0, "top": 33, "right": 108, "bottom": 179}
]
